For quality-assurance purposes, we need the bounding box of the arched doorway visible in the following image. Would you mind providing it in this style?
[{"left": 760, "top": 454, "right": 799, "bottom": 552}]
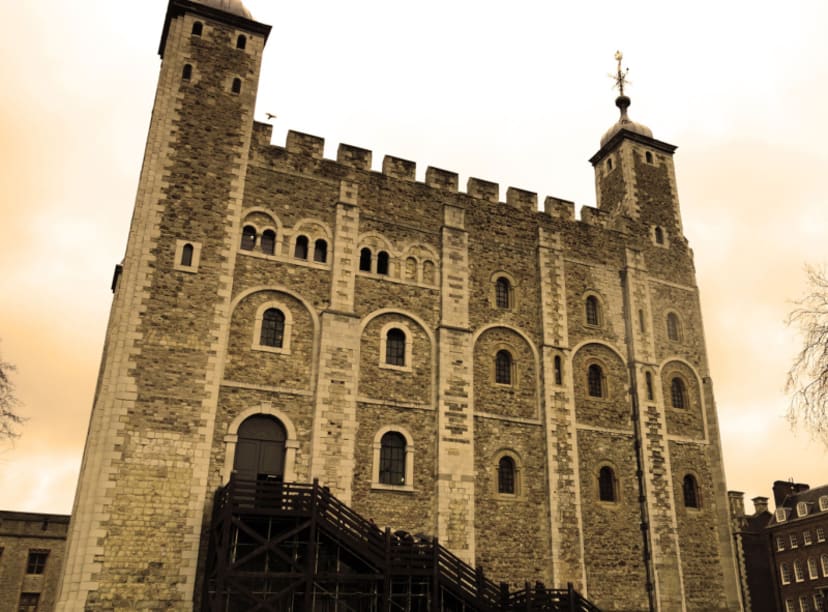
[{"left": 233, "top": 415, "right": 287, "bottom": 482}]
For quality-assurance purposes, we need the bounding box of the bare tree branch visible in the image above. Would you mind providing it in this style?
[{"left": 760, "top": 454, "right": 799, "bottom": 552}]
[{"left": 786, "top": 265, "right": 828, "bottom": 447}]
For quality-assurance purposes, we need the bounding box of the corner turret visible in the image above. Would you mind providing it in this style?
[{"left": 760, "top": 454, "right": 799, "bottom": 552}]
[{"left": 589, "top": 52, "right": 683, "bottom": 241}]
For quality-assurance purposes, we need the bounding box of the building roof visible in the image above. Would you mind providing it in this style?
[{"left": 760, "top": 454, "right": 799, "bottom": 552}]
[
  {"left": 770, "top": 482, "right": 828, "bottom": 525},
  {"left": 195, "top": 0, "right": 252, "bottom": 19}
]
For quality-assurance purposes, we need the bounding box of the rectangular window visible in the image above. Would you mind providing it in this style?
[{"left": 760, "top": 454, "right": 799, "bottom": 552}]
[
  {"left": 814, "top": 592, "right": 825, "bottom": 612},
  {"left": 785, "top": 600, "right": 796, "bottom": 612},
  {"left": 791, "top": 534, "right": 799, "bottom": 548},
  {"left": 777, "top": 535, "right": 786, "bottom": 551},
  {"left": 781, "top": 562, "right": 792, "bottom": 584},
  {"left": 801, "top": 596, "right": 812, "bottom": 612},
  {"left": 804, "top": 530, "right": 813, "bottom": 545},
  {"left": 817, "top": 526, "right": 826, "bottom": 542},
  {"left": 26, "top": 550, "right": 48, "bottom": 574},
  {"left": 18, "top": 593, "right": 40, "bottom": 612}
]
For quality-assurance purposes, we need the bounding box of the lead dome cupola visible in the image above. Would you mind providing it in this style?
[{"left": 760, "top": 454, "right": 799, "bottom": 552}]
[
  {"left": 195, "top": 0, "right": 252, "bottom": 19},
  {"left": 600, "top": 51, "right": 652, "bottom": 147}
]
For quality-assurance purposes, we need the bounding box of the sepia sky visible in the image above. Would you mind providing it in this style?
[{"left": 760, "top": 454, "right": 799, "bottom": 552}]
[{"left": 0, "top": 0, "right": 826, "bottom": 515}]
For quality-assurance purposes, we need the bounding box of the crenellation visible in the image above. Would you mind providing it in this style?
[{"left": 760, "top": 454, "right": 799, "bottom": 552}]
[
  {"left": 544, "top": 196, "right": 575, "bottom": 220},
  {"left": 382, "top": 155, "right": 416, "bottom": 180},
  {"left": 579, "top": 204, "right": 611, "bottom": 227},
  {"left": 425, "top": 166, "right": 459, "bottom": 191},
  {"left": 336, "top": 143, "right": 372, "bottom": 170},
  {"left": 506, "top": 186, "right": 537, "bottom": 212},
  {"left": 466, "top": 176, "right": 499, "bottom": 202},
  {"left": 285, "top": 129, "right": 324, "bottom": 158}
]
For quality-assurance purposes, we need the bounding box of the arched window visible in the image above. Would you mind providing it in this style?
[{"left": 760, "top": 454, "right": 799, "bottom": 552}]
[
  {"left": 192, "top": 21, "right": 203, "bottom": 36},
  {"left": 498, "top": 456, "right": 516, "bottom": 494},
  {"left": 182, "top": 64, "right": 192, "bottom": 81},
  {"left": 495, "top": 277, "right": 511, "bottom": 308},
  {"left": 797, "top": 501, "right": 809, "bottom": 517},
  {"left": 671, "top": 377, "right": 687, "bottom": 409},
  {"left": 385, "top": 328, "right": 406, "bottom": 366},
  {"left": 683, "top": 474, "right": 700, "bottom": 508},
  {"left": 808, "top": 557, "right": 819, "bottom": 579},
  {"left": 495, "top": 350, "right": 512, "bottom": 385},
  {"left": 377, "top": 251, "right": 390, "bottom": 275},
  {"left": 422, "top": 260, "right": 435, "bottom": 284},
  {"left": 231, "top": 77, "right": 242, "bottom": 94},
  {"left": 260, "top": 309, "right": 285, "bottom": 348},
  {"left": 313, "top": 239, "right": 327, "bottom": 263},
  {"left": 379, "top": 432, "right": 406, "bottom": 485},
  {"left": 667, "top": 312, "right": 681, "bottom": 341},
  {"left": 180, "top": 243, "right": 194, "bottom": 267},
  {"left": 598, "top": 466, "right": 617, "bottom": 502},
  {"left": 233, "top": 415, "right": 286, "bottom": 481},
  {"left": 654, "top": 226, "right": 664, "bottom": 244},
  {"left": 554, "top": 355, "right": 563, "bottom": 385},
  {"left": 294, "top": 235, "right": 308, "bottom": 260},
  {"left": 645, "top": 371, "right": 654, "bottom": 401},
  {"left": 236, "top": 34, "right": 247, "bottom": 49},
  {"left": 820, "top": 495, "right": 828, "bottom": 511},
  {"left": 241, "top": 225, "right": 256, "bottom": 250},
  {"left": 404, "top": 257, "right": 417, "bottom": 280},
  {"left": 821, "top": 553, "right": 828, "bottom": 576},
  {"left": 359, "top": 248, "right": 372, "bottom": 272},
  {"left": 585, "top": 295, "right": 600, "bottom": 326},
  {"left": 260, "top": 229, "right": 275, "bottom": 255},
  {"left": 587, "top": 364, "right": 604, "bottom": 398}
]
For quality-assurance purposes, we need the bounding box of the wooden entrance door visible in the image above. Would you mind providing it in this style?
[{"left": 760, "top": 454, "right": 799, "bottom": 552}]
[{"left": 233, "top": 415, "right": 287, "bottom": 481}]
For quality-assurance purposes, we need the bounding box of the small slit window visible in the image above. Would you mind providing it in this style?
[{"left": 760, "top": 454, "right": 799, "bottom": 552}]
[
  {"left": 495, "top": 277, "right": 511, "bottom": 309},
  {"left": 379, "top": 432, "right": 406, "bottom": 485},
  {"left": 182, "top": 64, "right": 192, "bottom": 81},
  {"left": 645, "top": 151, "right": 653, "bottom": 164},
  {"left": 294, "top": 235, "right": 309, "bottom": 260},
  {"left": 670, "top": 377, "right": 687, "bottom": 409},
  {"left": 554, "top": 355, "right": 563, "bottom": 385},
  {"left": 180, "top": 243, "right": 194, "bottom": 267},
  {"left": 241, "top": 225, "right": 256, "bottom": 250},
  {"left": 236, "top": 35, "right": 247, "bottom": 50},
  {"left": 231, "top": 78, "right": 242, "bottom": 95},
  {"left": 377, "top": 251, "right": 390, "bottom": 275},
  {"left": 385, "top": 329, "right": 406, "bottom": 367},
  {"left": 667, "top": 312, "right": 681, "bottom": 341},
  {"left": 607, "top": 158, "right": 613, "bottom": 171},
  {"left": 654, "top": 226, "right": 665, "bottom": 245},
  {"left": 359, "top": 248, "right": 372, "bottom": 272},
  {"left": 495, "top": 350, "right": 513, "bottom": 385},
  {"left": 645, "top": 371, "right": 654, "bottom": 401},
  {"left": 313, "top": 239, "right": 327, "bottom": 263},
  {"left": 260, "top": 309, "right": 285, "bottom": 348},
  {"left": 585, "top": 295, "right": 600, "bottom": 327},
  {"left": 260, "top": 230, "right": 275, "bottom": 255},
  {"left": 587, "top": 364, "right": 604, "bottom": 398},
  {"left": 598, "top": 466, "right": 616, "bottom": 502},
  {"left": 683, "top": 474, "right": 700, "bottom": 508},
  {"left": 192, "top": 21, "right": 203, "bottom": 36},
  {"left": 498, "top": 456, "right": 516, "bottom": 495}
]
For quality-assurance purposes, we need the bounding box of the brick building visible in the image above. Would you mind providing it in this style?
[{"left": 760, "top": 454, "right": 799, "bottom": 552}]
[
  {"left": 768, "top": 482, "right": 828, "bottom": 612},
  {"left": 729, "top": 492, "right": 775, "bottom": 612},
  {"left": 0, "top": 511, "right": 69, "bottom": 612},
  {"left": 56, "top": 0, "right": 742, "bottom": 609}
]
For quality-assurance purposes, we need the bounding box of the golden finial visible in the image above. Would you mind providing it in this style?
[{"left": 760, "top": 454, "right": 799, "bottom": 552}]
[{"left": 612, "top": 50, "right": 630, "bottom": 97}]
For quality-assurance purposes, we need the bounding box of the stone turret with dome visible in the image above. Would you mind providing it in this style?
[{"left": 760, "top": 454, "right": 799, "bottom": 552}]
[{"left": 599, "top": 51, "right": 654, "bottom": 147}]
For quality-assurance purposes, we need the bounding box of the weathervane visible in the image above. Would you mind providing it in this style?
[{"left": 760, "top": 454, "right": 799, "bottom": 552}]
[{"left": 612, "top": 50, "right": 630, "bottom": 97}]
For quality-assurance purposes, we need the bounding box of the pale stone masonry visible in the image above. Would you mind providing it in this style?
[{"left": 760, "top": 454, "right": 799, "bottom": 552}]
[{"left": 58, "top": 0, "right": 742, "bottom": 610}]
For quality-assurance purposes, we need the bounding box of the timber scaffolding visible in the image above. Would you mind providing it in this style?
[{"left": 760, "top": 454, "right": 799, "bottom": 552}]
[{"left": 204, "top": 477, "right": 601, "bottom": 611}]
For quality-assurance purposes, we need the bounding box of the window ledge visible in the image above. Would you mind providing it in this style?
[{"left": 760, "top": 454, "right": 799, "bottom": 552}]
[
  {"left": 379, "top": 363, "right": 412, "bottom": 373},
  {"left": 371, "top": 483, "right": 414, "bottom": 493},
  {"left": 252, "top": 344, "right": 291, "bottom": 356}
]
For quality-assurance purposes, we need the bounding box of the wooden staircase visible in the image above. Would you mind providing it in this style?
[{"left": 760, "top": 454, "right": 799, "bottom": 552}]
[{"left": 203, "top": 477, "right": 600, "bottom": 611}]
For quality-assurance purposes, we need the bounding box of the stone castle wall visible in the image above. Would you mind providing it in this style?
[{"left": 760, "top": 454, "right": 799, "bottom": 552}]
[{"left": 58, "top": 2, "right": 743, "bottom": 610}]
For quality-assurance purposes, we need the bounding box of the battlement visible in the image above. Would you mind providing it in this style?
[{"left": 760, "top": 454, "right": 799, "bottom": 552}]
[{"left": 253, "top": 124, "right": 603, "bottom": 223}]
